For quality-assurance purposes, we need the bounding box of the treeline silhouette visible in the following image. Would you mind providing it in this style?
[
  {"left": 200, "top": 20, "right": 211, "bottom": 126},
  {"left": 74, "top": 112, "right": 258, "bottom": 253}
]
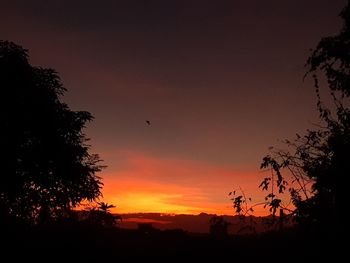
[
  {"left": 231, "top": 1, "right": 349, "bottom": 237},
  {"left": 2, "top": 214, "right": 331, "bottom": 261},
  {"left": 0, "top": 40, "right": 104, "bottom": 226}
]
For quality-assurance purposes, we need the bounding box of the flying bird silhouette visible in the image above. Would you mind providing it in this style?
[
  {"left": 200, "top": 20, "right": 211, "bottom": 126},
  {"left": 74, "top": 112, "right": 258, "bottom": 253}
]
[{"left": 146, "top": 120, "right": 151, "bottom": 125}]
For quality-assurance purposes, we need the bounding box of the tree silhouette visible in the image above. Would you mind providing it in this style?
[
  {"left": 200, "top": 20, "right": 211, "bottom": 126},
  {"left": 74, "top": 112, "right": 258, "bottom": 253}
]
[
  {"left": 85, "top": 202, "right": 121, "bottom": 227},
  {"left": 209, "top": 216, "right": 230, "bottom": 237},
  {"left": 0, "top": 40, "right": 104, "bottom": 224},
  {"left": 258, "top": 2, "right": 350, "bottom": 235},
  {"left": 97, "top": 202, "right": 116, "bottom": 213}
]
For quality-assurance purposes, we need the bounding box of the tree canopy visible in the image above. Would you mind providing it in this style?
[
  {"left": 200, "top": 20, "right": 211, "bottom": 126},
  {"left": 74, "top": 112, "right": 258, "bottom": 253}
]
[
  {"left": 257, "top": 2, "right": 350, "bottom": 234},
  {"left": 0, "top": 40, "right": 103, "bottom": 224}
]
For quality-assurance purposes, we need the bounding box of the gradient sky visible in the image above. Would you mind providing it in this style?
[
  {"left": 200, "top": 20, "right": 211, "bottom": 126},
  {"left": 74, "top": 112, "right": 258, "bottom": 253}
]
[{"left": 1, "top": 0, "right": 346, "bottom": 215}]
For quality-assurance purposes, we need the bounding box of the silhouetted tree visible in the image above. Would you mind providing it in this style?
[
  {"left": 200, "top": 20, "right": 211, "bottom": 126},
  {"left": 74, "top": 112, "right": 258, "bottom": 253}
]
[
  {"left": 229, "top": 188, "right": 255, "bottom": 216},
  {"left": 85, "top": 202, "right": 121, "bottom": 227},
  {"left": 229, "top": 188, "right": 284, "bottom": 233},
  {"left": 209, "top": 216, "right": 230, "bottom": 237},
  {"left": 259, "top": 2, "right": 350, "bottom": 235},
  {"left": 0, "top": 40, "right": 103, "bottom": 224},
  {"left": 97, "top": 202, "right": 115, "bottom": 213}
]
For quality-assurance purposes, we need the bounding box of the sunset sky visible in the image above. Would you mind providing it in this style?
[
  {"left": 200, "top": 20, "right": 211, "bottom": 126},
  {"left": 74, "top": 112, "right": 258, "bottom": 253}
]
[{"left": 1, "top": 0, "right": 346, "bottom": 215}]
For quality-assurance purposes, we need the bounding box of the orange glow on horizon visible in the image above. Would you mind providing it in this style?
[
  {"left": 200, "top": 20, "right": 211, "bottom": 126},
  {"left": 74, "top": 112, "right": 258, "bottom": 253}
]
[{"left": 98, "top": 151, "right": 283, "bottom": 216}]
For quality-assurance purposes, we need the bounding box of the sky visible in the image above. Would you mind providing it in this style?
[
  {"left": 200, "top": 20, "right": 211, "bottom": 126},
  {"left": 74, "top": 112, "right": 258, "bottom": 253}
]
[{"left": 0, "top": 0, "right": 347, "bottom": 215}]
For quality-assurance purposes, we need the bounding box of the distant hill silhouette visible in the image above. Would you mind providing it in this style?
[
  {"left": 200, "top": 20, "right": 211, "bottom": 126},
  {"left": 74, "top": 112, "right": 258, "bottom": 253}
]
[{"left": 118, "top": 212, "right": 293, "bottom": 234}]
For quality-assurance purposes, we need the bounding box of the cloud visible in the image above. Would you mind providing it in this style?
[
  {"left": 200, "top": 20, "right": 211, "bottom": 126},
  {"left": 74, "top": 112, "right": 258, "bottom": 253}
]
[{"left": 100, "top": 150, "right": 268, "bottom": 215}]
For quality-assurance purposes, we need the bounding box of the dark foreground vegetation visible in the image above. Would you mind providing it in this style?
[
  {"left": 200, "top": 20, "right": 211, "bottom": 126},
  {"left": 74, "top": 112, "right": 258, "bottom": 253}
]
[{"left": 2, "top": 222, "right": 340, "bottom": 262}]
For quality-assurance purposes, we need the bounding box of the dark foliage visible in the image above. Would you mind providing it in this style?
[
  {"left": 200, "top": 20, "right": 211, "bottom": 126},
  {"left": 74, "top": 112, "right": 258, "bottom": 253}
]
[
  {"left": 84, "top": 202, "right": 121, "bottom": 227},
  {"left": 209, "top": 216, "right": 230, "bottom": 237},
  {"left": 1, "top": 222, "right": 333, "bottom": 262},
  {"left": 258, "top": 2, "right": 350, "bottom": 236},
  {"left": 0, "top": 40, "right": 103, "bottom": 224}
]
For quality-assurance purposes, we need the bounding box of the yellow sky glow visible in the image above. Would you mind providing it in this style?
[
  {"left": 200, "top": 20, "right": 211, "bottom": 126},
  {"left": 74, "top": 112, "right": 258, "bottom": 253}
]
[{"left": 98, "top": 151, "right": 281, "bottom": 216}]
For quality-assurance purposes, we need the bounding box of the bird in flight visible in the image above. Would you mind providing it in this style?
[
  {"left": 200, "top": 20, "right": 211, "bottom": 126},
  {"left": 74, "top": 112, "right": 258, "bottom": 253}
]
[{"left": 146, "top": 120, "right": 151, "bottom": 125}]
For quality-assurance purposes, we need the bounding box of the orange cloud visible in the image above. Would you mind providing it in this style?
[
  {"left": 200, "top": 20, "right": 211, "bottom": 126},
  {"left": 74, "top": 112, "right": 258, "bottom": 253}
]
[{"left": 99, "top": 150, "right": 279, "bottom": 215}]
